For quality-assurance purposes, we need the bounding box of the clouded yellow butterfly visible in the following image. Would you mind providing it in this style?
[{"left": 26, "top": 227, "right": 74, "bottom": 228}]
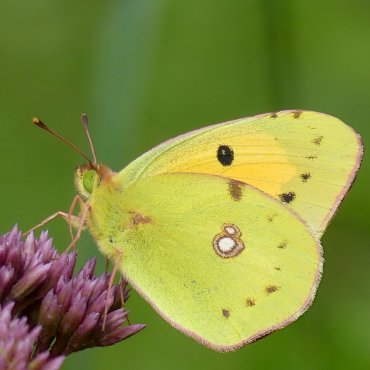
[{"left": 31, "top": 110, "right": 363, "bottom": 351}]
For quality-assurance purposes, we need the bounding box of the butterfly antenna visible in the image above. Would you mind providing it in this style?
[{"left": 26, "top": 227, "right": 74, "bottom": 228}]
[
  {"left": 81, "top": 113, "right": 97, "bottom": 165},
  {"left": 32, "top": 117, "right": 93, "bottom": 165}
]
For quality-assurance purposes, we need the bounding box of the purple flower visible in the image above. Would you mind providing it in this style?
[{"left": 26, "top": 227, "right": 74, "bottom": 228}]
[
  {"left": 0, "top": 226, "right": 145, "bottom": 368},
  {"left": 0, "top": 302, "right": 64, "bottom": 370}
]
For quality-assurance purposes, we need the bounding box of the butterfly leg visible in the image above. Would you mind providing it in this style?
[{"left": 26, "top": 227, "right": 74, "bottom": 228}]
[
  {"left": 119, "top": 278, "right": 125, "bottom": 306},
  {"left": 67, "top": 194, "right": 85, "bottom": 240},
  {"left": 23, "top": 195, "right": 85, "bottom": 237},
  {"left": 63, "top": 204, "right": 90, "bottom": 254},
  {"left": 22, "top": 211, "right": 81, "bottom": 237},
  {"left": 102, "top": 248, "right": 123, "bottom": 332},
  {"left": 104, "top": 257, "right": 110, "bottom": 273},
  {"left": 119, "top": 277, "right": 131, "bottom": 324}
]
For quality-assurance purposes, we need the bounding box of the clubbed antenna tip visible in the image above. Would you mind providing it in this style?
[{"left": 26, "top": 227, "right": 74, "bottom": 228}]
[{"left": 32, "top": 117, "right": 46, "bottom": 129}]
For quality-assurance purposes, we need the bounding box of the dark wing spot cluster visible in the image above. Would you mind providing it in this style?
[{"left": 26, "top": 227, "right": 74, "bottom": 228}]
[
  {"left": 293, "top": 110, "right": 302, "bottom": 118},
  {"left": 246, "top": 298, "right": 256, "bottom": 307},
  {"left": 277, "top": 241, "right": 287, "bottom": 249},
  {"left": 300, "top": 173, "right": 311, "bottom": 182},
  {"left": 312, "top": 135, "right": 323, "bottom": 145},
  {"left": 222, "top": 309, "right": 230, "bottom": 318},
  {"left": 279, "top": 192, "right": 296, "bottom": 204},
  {"left": 217, "top": 145, "right": 234, "bottom": 166},
  {"left": 267, "top": 214, "right": 277, "bottom": 223},
  {"left": 270, "top": 112, "right": 278, "bottom": 118},
  {"left": 265, "top": 285, "right": 280, "bottom": 294},
  {"left": 228, "top": 180, "right": 243, "bottom": 201},
  {"left": 128, "top": 211, "right": 152, "bottom": 228}
]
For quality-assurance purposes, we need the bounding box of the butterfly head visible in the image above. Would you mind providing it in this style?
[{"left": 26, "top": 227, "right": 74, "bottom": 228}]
[{"left": 74, "top": 163, "right": 114, "bottom": 201}]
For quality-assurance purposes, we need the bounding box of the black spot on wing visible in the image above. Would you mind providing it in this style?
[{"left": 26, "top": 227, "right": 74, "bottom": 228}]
[
  {"left": 279, "top": 192, "right": 296, "bottom": 204},
  {"left": 293, "top": 110, "right": 303, "bottom": 118},
  {"left": 277, "top": 241, "right": 287, "bottom": 249},
  {"left": 270, "top": 112, "right": 278, "bottom": 118},
  {"left": 246, "top": 298, "right": 256, "bottom": 307},
  {"left": 265, "top": 285, "right": 280, "bottom": 294},
  {"left": 217, "top": 145, "right": 234, "bottom": 166},
  {"left": 222, "top": 309, "right": 230, "bottom": 318},
  {"left": 312, "top": 136, "right": 323, "bottom": 145},
  {"left": 300, "top": 173, "right": 311, "bottom": 182}
]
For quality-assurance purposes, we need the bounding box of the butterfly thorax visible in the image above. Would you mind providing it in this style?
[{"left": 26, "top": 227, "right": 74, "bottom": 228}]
[{"left": 74, "top": 162, "right": 153, "bottom": 261}]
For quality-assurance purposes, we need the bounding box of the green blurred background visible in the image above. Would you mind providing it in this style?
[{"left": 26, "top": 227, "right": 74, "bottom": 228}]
[{"left": 1, "top": 1, "right": 369, "bottom": 369}]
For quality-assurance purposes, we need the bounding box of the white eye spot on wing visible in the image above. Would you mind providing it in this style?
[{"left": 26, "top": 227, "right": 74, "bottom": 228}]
[
  {"left": 213, "top": 223, "right": 245, "bottom": 258},
  {"left": 218, "top": 236, "right": 237, "bottom": 253},
  {"left": 224, "top": 226, "right": 237, "bottom": 235}
]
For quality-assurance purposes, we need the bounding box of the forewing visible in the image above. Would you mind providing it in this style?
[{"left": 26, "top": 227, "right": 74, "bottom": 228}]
[{"left": 119, "top": 110, "right": 362, "bottom": 237}]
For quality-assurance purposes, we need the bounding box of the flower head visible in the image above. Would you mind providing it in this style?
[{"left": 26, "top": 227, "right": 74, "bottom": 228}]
[
  {"left": 0, "top": 226, "right": 145, "bottom": 367},
  {"left": 0, "top": 302, "right": 64, "bottom": 370}
]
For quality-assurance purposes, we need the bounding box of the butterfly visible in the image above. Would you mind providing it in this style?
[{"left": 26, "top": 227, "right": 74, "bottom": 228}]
[{"left": 31, "top": 110, "right": 363, "bottom": 351}]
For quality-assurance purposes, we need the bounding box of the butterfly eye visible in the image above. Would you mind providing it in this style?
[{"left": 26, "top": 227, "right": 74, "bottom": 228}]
[
  {"left": 217, "top": 145, "right": 234, "bottom": 166},
  {"left": 82, "top": 169, "right": 98, "bottom": 193}
]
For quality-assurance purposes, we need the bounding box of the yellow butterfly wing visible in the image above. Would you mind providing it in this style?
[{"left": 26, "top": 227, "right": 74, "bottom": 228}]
[
  {"left": 118, "top": 110, "right": 363, "bottom": 238},
  {"left": 89, "top": 173, "right": 322, "bottom": 351}
]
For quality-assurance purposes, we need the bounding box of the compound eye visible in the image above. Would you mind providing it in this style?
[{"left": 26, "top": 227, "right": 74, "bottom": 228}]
[{"left": 82, "top": 169, "right": 97, "bottom": 193}]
